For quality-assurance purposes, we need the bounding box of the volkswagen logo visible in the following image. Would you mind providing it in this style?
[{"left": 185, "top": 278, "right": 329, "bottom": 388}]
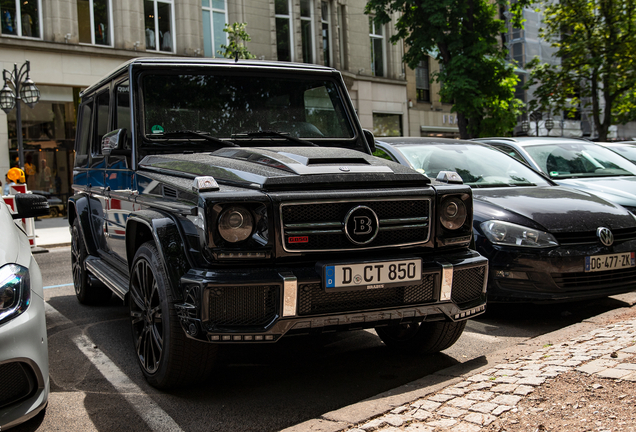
[
  {"left": 597, "top": 227, "right": 614, "bottom": 247},
  {"left": 344, "top": 206, "right": 379, "bottom": 245}
]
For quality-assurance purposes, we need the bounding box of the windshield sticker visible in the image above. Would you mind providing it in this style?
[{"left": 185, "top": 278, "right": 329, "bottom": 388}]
[{"left": 151, "top": 125, "right": 164, "bottom": 134}]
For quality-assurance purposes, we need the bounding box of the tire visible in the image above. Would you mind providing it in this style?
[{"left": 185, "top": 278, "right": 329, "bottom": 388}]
[
  {"left": 71, "top": 218, "right": 112, "bottom": 305},
  {"left": 375, "top": 320, "right": 467, "bottom": 354},
  {"left": 49, "top": 207, "right": 59, "bottom": 218},
  {"left": 129, "top": 241, "right": 217, "bottom": 389}
]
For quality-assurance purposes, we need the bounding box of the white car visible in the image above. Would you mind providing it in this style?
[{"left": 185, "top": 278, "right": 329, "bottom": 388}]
[{"left": 0, "top": 193, "right": 50, "bottom": 430}]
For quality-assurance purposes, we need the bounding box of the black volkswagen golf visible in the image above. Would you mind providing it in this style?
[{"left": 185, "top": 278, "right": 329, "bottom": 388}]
[{"left": 375, "top": 137, "right": 636, "bottom": 303}]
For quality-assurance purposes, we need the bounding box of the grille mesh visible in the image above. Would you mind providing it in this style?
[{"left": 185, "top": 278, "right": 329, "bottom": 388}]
[
  {"left": 451, "top": 266, "right": 486, "bottom": 305},
  {"left": 0, "top": 362, "right": 34, "bottom": 409},
  {"left": 298, "top": 278, "right": 435, "bottom": 315},
  {"left": 551, "top": 267, "right": 636, "bottom": 290},
  {"left": 206, "top": 285, "right": 278, "bottom": 329},
  {"left": 282, "top": 199, "right": 430, "bottom": 251}
]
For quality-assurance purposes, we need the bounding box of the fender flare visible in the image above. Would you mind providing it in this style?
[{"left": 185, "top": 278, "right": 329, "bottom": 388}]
[
  {"left": 126, "top": 210, "right": 192, "bottom": 302},
  {"left": 68, "top": 193, "right": 99, "bottom": 256}
]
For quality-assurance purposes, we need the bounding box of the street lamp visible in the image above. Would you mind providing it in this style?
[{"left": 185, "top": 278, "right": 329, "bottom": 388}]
[
  {"left": 545, "top": 115, "right": 555, "bottom": 136},
  {"left": 0, "top": 61, "right": 40, "bottom": 170},
  {"left": 521, "top": 120, "right": 530, "bottom": 134}
]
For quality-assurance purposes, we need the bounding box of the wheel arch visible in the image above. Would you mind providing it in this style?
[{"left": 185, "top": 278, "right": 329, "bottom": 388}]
[
  {"left": 126, "top": 210, "right": 192, "bottom": 302},
  {"left": 68, "top": 193, "right": 99, "bottom": 255}
]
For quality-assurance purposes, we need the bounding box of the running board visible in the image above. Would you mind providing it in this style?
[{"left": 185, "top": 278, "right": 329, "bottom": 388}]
[{"left": 85, "top": 257, "right": 129, "bottom": 300}]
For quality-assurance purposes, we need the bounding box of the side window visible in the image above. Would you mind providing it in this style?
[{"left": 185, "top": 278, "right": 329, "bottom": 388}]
[
  {"left": 492, "top": 144, "right": 525, "bottom": 163},
  {"left": 115, "top": 80, "right": 132, "bottom": 148},
  {"left": 75, "top": 101, "right": 93, "bottom": 167},
  {"left": 373, "top": 148, "right": 394, "bottom": 162},
  {"left": 93, "top": 90, "right": 110, "bottom": 154}
]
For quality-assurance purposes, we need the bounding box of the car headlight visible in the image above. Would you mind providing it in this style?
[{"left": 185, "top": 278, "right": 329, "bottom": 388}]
[
  {"left": 0, "top": 264, "right": 30, "bottom": 325},
  {"left": 440, "top": 196, "right": 467, "bottom": 230},
  {"left": 480, "top": 220, "right": 559, "bottom": 248},
  {"left": 218, "top": 206, "right": 254, "bottom": 243}
]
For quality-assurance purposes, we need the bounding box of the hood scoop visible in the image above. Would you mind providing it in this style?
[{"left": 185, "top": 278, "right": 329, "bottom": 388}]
[{"left": 214, "top": 147, "right": 393, "bottom": 175}]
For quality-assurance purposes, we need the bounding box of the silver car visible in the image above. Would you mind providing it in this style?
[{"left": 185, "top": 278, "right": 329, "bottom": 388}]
[
  {"left": 0, "top": 193, "right": 50, "bottom": 430},
  {"left": 476, "top": 137, "right": 636, "bottom": 214}
]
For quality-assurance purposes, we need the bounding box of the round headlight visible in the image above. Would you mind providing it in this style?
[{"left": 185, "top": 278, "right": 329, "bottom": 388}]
[
  {"left": 218, "top": 206, "right": 254, "bottom": 243},
  {"left": 440, "top": 197, "right": 467, "bottom": 230}
]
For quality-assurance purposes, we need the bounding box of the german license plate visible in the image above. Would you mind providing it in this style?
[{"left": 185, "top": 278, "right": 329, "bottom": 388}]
[
  {"left": 585, "top": 252, "right": 635, "bottom": 272},
  {"left": 324, "top": 259, "right": 422, "bottom": 289}
]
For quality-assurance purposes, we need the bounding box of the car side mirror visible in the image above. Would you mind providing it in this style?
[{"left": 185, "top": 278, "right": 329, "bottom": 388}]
[
  {"left": 12, "top": 193, "right": 50, "bottom": 219},
  {"left": 362, "top": 129, "right": 376, "bottom": 153},
  {"left": 102, "top": 129, "right": 128, "bottom": 156}
]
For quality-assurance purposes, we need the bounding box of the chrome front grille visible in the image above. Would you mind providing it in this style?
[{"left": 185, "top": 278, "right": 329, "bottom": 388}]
[{"left": 280, "top": 198, "right": 431, "bottom": 252}]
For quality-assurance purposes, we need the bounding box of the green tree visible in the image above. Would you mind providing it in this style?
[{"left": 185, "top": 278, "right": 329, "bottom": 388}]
[
  {"left": 217, "top": 22, "right": 256, "bottom": 60},
  {"left": 527, "top": 0, "right": 636, "bottom": 141},
  {"left": 365, "top": 0, "right": 528, "bottom": 138}
]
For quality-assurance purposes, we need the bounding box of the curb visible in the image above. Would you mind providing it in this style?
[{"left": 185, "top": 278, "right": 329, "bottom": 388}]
[{"left": 280, "top": 294, "right": 636, "bottom": 432}]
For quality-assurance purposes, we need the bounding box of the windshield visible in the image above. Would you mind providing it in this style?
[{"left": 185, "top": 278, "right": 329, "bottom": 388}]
[
  {"left": 141, "top": 72, "right": 354, "bottom": 142},
  {"left": 397, "top": 144, "right": 551, "bottom": 187},
  {"left": 603, "top": 143, "right": 636, "bottom": 165},
  {"left": 524, "top": 142, "right": 636, "bottom": 178}
]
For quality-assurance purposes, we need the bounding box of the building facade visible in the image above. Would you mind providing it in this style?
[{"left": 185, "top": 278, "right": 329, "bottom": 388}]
[{"left": 2, "top": 0, "right": 457, "bottom": 212}]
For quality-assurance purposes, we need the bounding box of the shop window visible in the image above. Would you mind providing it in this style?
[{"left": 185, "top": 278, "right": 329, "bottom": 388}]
[
  {"left": 77, "top": 0, "right": 111, "bottom": 46},
  {"left": 416, "top": 58, "right": 430, "bottom": 102},
  {"left": 373, "top": 113, "right": 402, "bottom": 137},
  {"left": 337, "top": 5, "right": 347, "bottom": 69},
  {"left": 145, "top": 0, "right": 174, "bottom": 52},
  {"left": 369, "top": 17, "right": 385, "bottom": 77},
  {"left": 1, "top": 0, "right": 40, "bottom": 38},
  {"left": 321, "top": 1, "right": 331, "bottom": 66},
  {"left": 300, "top": 0, "right": 314, "bottom": 63},
  {"left": 202, "top": 0, "right": 227, "bottom": 57},
  {"left": 275, "top": 0, "right": 293, "bottom": 61}
]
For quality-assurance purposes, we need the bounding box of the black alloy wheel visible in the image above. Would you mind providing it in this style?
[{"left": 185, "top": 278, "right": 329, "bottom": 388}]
[
  {"left": 375, "top": 320, "right": 467, "bottom": 354},
  {"left": 71, "top": 218, "right": 111, "bottom": 305},
  {"left": 129, "top": 241, "right": 217, "bottom": 389}
]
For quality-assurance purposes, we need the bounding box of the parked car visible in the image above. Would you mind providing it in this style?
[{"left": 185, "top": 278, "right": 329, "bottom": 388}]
[
  {"left": 30, "top": 190, "right": 66, "bottom": 218},
  {"left": 597, "top": 141, "right": 636, "bottom": 165},
  {"left": 0, "top": 193, "right": 50, "bottom": 430},
  {"left": 68, "top": 58, "right": 488, "bottom": 389},
  {"left": 375, "top": 137, "right": 636, "bottom": 303},
  {"left": 474, "top": 137, "right": 636, "bottom": 214}
]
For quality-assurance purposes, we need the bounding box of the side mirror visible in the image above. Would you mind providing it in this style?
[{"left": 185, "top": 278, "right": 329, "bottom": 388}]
[
  {"left": 12, "top": 193, "right": 50, "bottom": 219},
  {"left": 101, "top": 129, "right": 128, "bottom": 156},
  {"left": 362, "top": 129, "right": 376, "bottom": 153}
]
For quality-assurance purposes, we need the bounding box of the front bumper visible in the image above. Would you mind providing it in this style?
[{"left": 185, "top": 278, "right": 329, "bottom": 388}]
[
  {"left": 0, "top": 293, "right": 50, "bottom": 430},
  {"left": 483, "top": 240, "right": 636, "bottom": 303},
  {"left": 176, "top": 250, "right": 488, "bottom": 343}
]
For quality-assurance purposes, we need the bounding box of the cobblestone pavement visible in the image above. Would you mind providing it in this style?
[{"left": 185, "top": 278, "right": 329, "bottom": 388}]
[{"left": 346, "top": 319, "right": 636, "bottom": 432}]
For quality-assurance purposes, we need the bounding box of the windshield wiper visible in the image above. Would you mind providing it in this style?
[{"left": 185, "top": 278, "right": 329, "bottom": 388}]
[
  {"left": 149, "top": 130, "right": 240, "bottom": 147},
  {"left": 232, "top": 130, "right": 318, "bottom": 147}
]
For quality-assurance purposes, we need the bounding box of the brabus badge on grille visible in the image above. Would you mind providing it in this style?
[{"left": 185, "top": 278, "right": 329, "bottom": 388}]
[
  {"left": 344, "top": 206, "right": 379, "bottom": 245},
  {"left": 597, "top": 227, "right": 614, "bottom": 247}
]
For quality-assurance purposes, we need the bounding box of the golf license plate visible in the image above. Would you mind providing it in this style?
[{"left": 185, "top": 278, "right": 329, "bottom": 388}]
[
  {"left": 324, "top": 258, "right": 422, "bottom": 289},
  {"left": 585, "top": 252, "right": 635, "bottom": 272}
]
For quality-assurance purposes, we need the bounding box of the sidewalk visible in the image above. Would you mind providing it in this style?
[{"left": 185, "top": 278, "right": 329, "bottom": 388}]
[
  {"left": 33, "top": 216, "right": 71, "bottom": 249},
  {"left": 282, "top": 293, "right": 636, "bottom": 432}
]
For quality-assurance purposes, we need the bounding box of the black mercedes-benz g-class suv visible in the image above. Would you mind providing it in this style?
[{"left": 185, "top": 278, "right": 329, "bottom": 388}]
[{"left": 69, "top": 58, "right": 488, "bottom": 389}]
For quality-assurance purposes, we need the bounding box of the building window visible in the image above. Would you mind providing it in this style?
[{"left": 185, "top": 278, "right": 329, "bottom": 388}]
[
  {"left": 416, "top": 58, "right": 430, "bottom": 102},
  {"left": 369, "top": 17, "right": 385, "bottom": 77},
  {"left": 300, "top": 0, "right": 314, "bottom": 63},
  {"left": 321, "top": 1, "right": 331, "bottom": 66},
  {"left": 202, "top": 0, "right": 227, "bottom": 57},
  {"left": 373, "top": 113, "right": 402, "bottom": 137},
  {"left": 77, "top": 0, "right": 112, "bottom": 46},
  {"left": 275, "top": 0, "right": 293, "bottom": 61},
  {"left": 145, "top": 0, "right": 174, "bottom": 52},
  {"left": 1, "top": 0, "right": 40, "bottom": 38},
  {"left": 337, "top": 5, "right": 347, "bottom": 69}
]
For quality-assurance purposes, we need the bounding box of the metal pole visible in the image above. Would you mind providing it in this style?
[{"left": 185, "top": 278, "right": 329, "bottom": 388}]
[{"left": 16, "top": 87, "right": 23, "bottom": 170}]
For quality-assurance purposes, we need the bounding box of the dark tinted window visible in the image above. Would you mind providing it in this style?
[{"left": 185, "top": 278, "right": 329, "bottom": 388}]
[
  {"left": 94, "top": 91, "right": 110, "bottom": 154},
  {"left": 75, "top": 102, "right": 93, "bottom": 166},
  {"left": 115, "top": 80, "right": 132, "bottom": 148}
]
